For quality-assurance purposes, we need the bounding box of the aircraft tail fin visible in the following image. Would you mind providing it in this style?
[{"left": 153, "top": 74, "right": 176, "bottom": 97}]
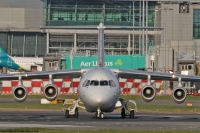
[
  {"left": 0, "top": 46, "right": 9, "bottom": 58},
  {"left": 97, "top": 22, "right": 105, "bottom": 68}
]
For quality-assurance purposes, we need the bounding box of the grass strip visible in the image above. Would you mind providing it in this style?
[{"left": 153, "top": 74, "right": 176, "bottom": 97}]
[{"left": 0, "top": 128, "right": 199, "bottom": 133}]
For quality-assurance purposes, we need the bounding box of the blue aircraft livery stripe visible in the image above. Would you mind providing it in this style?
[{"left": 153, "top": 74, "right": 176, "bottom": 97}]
[{"left": 0, "top": 47, "right": 28, "bottom": 71}]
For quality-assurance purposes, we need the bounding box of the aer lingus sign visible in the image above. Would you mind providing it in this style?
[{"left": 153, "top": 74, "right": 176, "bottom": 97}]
[{"left": 65, "top": 55, "right": 145, "bottom": 69}]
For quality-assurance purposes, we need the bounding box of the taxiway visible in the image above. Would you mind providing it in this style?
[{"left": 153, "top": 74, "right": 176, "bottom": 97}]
[{"left": 0, "top": 111, "right": 199, "bottom": 130}]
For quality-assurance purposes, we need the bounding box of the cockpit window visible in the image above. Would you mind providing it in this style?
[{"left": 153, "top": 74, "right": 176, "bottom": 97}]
[
  {"left": 83, "top": 80, "right": 90, "bottom": 87},
  {"left": 90, "top": 80, "right": 99, "bottom": 86},
  {"left": 109, "top": 80, "right": 116, "bottom": 87},
  {"left": 100, "top": 80, "right": 108, "bottom": 86}
]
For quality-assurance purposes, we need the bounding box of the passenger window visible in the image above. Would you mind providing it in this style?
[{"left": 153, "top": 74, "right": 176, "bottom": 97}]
[
  {"left": 188, "top": 65, "right": 192, "bottom": 70},
  {"left": 90, "top": 80, "right": 99, "bottom": 86},
  {"left": 182, "top": 66, "right": 184, "bottom": 70},
  {"left": 100, "top": 80, "right": 108, "bottom": 86},
  {"left": 109, "top": 80, "right": 116, "bottom": 87},
  {"left": 83, "top": 80, "right": 90, "bottom": 87}
]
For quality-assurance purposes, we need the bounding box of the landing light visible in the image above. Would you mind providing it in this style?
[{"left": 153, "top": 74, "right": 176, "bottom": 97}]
[
  {"left": 172, "top": 75, "right": 175, "bottom": 78},
  {"left": 25, "top": 74, "right": 28, "bottom": 77}
]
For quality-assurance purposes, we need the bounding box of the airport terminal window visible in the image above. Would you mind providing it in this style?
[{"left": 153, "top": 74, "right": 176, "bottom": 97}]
[
  {"left": 83, "top": 80, "right": 90, "bottom": 87},
  {"left": 193, "top": 9, "right": 200, "bottom": 39},
  {"left": 100, "top": 80, "right": 108, "bottom": 86},
  {"left": 90, "top": 80, "right": 99, "bottom": 86},
  {"left": 188, "top": 65, "right": 192, "bottom": 70},
  {"left": 109, "top": 80, "right": 116, "bottom": 87},
  {"left": 45, "top": 1, "right": 156, "bottom": 26}
]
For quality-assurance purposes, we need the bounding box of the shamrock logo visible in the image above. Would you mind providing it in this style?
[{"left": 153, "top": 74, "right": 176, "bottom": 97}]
[{"left": 114, "top": 59, "right": 122, "bottom": 66}]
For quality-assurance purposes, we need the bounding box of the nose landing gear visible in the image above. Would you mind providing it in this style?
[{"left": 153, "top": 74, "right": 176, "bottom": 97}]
[{"left": 95, "top": 108, "right": 104, "bottom": 119}]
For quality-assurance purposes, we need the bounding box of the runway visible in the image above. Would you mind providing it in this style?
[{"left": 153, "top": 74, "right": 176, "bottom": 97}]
[{"left": 0, "top": 111, "right": 200, "bottom": 130}]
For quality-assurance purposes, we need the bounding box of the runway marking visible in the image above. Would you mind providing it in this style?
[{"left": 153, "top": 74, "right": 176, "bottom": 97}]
[
  {"left": 0, "top": 123, "right": 94, "bottom": 128},
  {"left": 189, "top": 127, "right": 196, "bottom": 128}
]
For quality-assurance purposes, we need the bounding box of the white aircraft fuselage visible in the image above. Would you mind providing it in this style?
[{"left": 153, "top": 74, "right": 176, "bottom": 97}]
[{"left": 78, "top": 68, "right": 120, "bottom": 112}]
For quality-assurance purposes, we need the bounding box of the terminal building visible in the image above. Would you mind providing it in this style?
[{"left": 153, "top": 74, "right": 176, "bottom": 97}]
[{"left": 0, "top": 0, "right": 200, "bottom": 73}]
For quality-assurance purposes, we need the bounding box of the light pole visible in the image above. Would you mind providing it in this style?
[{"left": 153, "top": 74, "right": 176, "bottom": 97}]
[{"left": 155, "top": 6, "right": 174, "bottom": 94}]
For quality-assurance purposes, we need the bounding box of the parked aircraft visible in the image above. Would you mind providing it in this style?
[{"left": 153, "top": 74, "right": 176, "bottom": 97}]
[
  {"left": 0, "top": 47, "right": 43, "bottom": 72},
  {"left": 0, "top": 23, "right": 196, "bottom": 119}
]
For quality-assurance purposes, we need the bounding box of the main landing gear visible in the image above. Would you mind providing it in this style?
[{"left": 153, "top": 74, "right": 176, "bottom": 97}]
[
  {"left": 119, "top": 98, "right": 137, "bottom": 119},
  {"left": 62, "top": 99, "right": 85, "bottom": 118},
  {"left": 94, "top": 108, "right": 104, "bottom": 119}
]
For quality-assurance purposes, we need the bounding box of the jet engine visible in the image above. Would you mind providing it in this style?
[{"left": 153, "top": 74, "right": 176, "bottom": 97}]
[
  {"left": 43, "top": 84, "right": 58, "bottom": 101},
  {"left": 13, "top": 85, "right": 28, "bottom": 102},
  {"left": 172, "top": 87, "right": 186, "bottom": 104},
  {"left": 141, "top": 85, "right": 156, "bottom": 102}
]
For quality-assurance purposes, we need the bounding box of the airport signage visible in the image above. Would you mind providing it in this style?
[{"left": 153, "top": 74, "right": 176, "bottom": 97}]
[{"left": 65, "top": 55, "right": 145, "bottom": 69}]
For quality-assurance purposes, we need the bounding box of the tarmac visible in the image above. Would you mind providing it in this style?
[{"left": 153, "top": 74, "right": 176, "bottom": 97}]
[{"left": 0, "top": 111, "right": 200, "bottom": 130}]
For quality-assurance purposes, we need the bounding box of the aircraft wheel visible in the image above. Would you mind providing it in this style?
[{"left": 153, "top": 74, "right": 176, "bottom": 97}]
[
  {"left": 130, "top": 110, "right": 134, "bottom": 119},
  {"left": 75, "top": 108, "right": 79, "bottom": 118},
  {"left": 65, "top": 110, "right": 70, "bottom": 118},
  {"left": 121, "top": 108, "right": 125, "bottom": 118},
  {"left": 100, "top": 112, "right": 104, "bottom": 119}
]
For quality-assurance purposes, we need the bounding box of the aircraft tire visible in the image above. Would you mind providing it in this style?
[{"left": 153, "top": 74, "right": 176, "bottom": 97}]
[
  {"left": 130, "top": 110, "right": 134, "bottom": 119},
  {"left": 65, "top": 110, "right": 70, "bottom": 118},
  {"left": 100, "top": 112, "right": 104, "bottom": 119},
  {"left": 121, "top": 108, "right": 125, "bottom": 118},
  {"left": 75, "top": 108, "right": 79, "bottom": 118}
]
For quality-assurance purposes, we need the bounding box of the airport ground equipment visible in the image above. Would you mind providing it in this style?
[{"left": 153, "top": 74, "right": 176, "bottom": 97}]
[
  {"left": 62, "top": 99, "right": 85, "bottom": 118},
  {"left": 115, "top": 98, "right": 137, "bottom": 119}
]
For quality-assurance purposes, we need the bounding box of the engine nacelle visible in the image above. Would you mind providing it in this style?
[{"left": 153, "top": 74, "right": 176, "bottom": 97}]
[
  {"left": 141, "top": 85, "right": 156, "bottom": 102},
  {"left": 172, "top": 87, "right": 186, "bottom": 104},
  {"left": 13, "top": 85, "right": 28, "bottom": 102},
  {"left": 43, "top": 84, "right": 58, "bottom": 101}
]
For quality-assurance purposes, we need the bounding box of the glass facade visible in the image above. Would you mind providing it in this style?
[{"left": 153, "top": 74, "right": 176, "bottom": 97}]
[
  {"left": 44, "top": 0, "right": 157, "bottom": 55},
  {"left": 193, "top": 9, "right": 200, "bottom": 39},
  {"left": 0, "top": 32, "right": 46, "bottom": 57},
  {"left": 45, "top": 0, "right": 156, "bottom": 26}
]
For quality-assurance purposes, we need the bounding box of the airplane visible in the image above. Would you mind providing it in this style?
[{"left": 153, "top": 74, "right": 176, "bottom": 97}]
[
  {"left": 0, "top": 22, "right": 198, "bottom": 119},
  {"left": 0, "top": 47, "right": 43, "bottom": 72}
]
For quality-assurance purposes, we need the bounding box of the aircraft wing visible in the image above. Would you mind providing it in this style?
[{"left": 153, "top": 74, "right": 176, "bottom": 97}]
[
  {"left": 0, "top": 69, "right": 82, "bottom": 80},
  {"left": 116, "top": 69, "right": 200, "bottom": 82}
]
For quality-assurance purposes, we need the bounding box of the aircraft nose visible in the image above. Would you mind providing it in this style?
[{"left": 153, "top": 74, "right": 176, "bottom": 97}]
[{"left": 96, "top": 98, "right": 102, "bottom": 104}]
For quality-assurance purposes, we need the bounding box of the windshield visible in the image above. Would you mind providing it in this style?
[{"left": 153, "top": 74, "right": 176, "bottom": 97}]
[
  {"left": 82, "top": 80, "right": 90, "bottom": 87},
  {"left": 90, "top": 80, "right": 99, "bottom": 86},
  {"left": 109, "top": 80, "right": 116, "bottom": 87},
  {"left": 100, "top": 80, "right": 108, "bottom": 86}
]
